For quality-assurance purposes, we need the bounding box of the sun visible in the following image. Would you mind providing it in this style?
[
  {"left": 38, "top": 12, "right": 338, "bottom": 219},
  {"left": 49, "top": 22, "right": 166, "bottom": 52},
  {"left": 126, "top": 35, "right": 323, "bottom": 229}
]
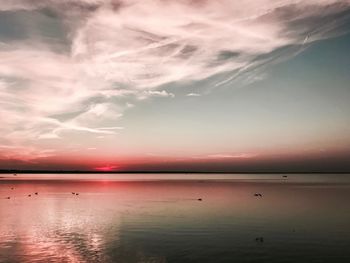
[{"left": 94, "top": 165, "right": 118, "bottom": 172}]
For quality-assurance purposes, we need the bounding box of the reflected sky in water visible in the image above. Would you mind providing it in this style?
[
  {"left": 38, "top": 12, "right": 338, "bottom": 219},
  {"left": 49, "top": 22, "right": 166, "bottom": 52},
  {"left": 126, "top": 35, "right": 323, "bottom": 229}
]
[{"left": 1, "top": 174, "right": 350, "bottom": 263}]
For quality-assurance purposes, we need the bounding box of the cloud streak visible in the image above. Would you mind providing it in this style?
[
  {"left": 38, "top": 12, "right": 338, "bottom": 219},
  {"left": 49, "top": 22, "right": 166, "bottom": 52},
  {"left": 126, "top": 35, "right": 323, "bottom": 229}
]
[{"left": 1, "top": 0, "right": 350, "bottom": 160}]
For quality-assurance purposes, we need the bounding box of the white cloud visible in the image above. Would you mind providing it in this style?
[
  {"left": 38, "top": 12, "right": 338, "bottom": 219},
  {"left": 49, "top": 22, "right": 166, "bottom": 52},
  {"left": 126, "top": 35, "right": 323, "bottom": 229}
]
[
  {"left": 142, "top": 90, "right": 175, "bottom": 99},
  {"left": 186, "top": 93, "right": 201, "bottom": 97},
  {"left": 126, "top": 102, "right": 134, "bottom": 108},
  {"left": 0, "top": 0, "right": 349, "bottom": 159}
]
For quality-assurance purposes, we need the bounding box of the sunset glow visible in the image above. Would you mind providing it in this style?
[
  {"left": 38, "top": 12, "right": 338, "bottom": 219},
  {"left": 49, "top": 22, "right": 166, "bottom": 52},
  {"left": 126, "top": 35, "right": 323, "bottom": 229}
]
[
  {"left": 95, "top": 165, "right": 119, "bottom": 172},
  {"left": 0, "top": 0, "right": 350, "bottom": 171}
]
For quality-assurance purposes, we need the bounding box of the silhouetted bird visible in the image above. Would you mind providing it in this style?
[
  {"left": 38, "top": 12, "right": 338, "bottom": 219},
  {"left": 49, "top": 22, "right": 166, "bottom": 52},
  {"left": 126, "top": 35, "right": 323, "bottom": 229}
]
[
  {"left": 35, "top": 192, "right": 38, "bottom": 195},
  {"left": 283, "top": 175, "right": 288, "bottom": 178},
  {"left": 76, "top": 193, "right": 79, "bottom": 195},
  {"left": 11, "top": 187, "right": 14, "bottom": 190},
  {"left": 28, "top": 194, "right": 31, "bottom": 197},
  {"left": 255, "top": 237, "right": 264, "bottom": 242},
  {"left": 254, "top": 193, "right": 263, "bottom": 197},
  {"left": 197, "top": 198, "right": 202, "bottom": 201},
  {"left": 6, "top": 197, "right": 10, "bottom": 199},
  {"left": 72, "top": 192, "right": 75, "bottom": 195}
]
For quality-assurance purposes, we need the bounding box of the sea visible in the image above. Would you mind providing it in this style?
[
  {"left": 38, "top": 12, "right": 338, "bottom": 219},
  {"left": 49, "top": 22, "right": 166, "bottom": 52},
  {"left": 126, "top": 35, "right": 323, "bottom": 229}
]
[{"left": 1, "top": 173, "right": 350, "bottom": 263}]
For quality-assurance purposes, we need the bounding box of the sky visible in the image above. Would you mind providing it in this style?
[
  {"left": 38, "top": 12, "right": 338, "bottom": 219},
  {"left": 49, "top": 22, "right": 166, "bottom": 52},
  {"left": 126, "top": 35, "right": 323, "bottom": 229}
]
[{"left": 0, "top": 0, "right": 350, "bottom": 172}]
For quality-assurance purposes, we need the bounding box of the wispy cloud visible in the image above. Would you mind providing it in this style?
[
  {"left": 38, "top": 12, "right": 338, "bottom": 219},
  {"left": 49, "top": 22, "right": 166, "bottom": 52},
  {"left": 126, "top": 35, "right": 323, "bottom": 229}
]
[
  {"left": 191, "top": 153, "right": 257, "bottom": 160},
  {"left": 37, "top": 117, "right": 124, "bottom": 139},
  {"left": 186, "top": 93, "right": 201, "bottom": 97},
  {"left": 206, "top": 153, "right": 257, "bottom": 159},
  {"left": 1, "top": 0, "right": 350, "bottom": 160},
  {"left": 0, "top": 145, "right": 57, "bottom": 161}
]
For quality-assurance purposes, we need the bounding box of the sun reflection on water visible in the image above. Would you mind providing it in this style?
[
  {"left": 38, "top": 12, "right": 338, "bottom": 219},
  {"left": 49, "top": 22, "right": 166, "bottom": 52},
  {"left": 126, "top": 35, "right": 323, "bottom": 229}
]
[{"left": 1, "top": 176, "right": 350, "bottom": 262}]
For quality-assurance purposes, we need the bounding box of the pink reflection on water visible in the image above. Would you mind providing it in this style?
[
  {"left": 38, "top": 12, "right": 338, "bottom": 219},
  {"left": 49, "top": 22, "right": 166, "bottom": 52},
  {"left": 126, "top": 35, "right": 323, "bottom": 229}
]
[{"left": 1, "top": 178, "right": 350, "bottom": 262}]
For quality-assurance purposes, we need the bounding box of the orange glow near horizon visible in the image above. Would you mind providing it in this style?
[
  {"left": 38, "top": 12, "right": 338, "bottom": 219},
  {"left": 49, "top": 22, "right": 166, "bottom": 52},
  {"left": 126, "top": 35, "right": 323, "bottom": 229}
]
[
  {"left": 0, "top": 147, "right": 349, "bottom": 172},
  {"left": 94, "top": 165, "right": 119, "bottom": 172}
]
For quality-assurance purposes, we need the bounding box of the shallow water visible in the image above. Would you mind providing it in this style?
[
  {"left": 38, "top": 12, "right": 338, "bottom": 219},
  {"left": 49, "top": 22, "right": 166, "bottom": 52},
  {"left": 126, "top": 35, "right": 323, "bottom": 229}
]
[{"left": 1, "top": 174, "right": 350, "bottom": 263}]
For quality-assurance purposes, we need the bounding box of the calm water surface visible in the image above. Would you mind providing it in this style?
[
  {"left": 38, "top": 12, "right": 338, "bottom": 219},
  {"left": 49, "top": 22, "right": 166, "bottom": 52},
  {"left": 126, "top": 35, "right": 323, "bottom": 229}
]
[{"left": 1, "top": 174, "right": 350, "bottom": 263}]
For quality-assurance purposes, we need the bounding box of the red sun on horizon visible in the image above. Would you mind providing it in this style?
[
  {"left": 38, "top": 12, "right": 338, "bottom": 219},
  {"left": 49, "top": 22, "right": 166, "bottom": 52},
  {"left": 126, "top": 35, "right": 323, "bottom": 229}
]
[{"left": 94, "top": 165, "right": 118, "bottom": 172}]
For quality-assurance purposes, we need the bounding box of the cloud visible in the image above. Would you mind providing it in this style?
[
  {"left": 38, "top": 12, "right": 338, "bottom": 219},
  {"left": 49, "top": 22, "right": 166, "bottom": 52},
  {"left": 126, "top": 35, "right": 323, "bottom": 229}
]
[
  {"left": 3, "top": 1, "right": 349, "bottom": 88},
  {"left": 1, "top": 0, "right": 350, "bottom": 159},
  {"left": 190, "top": 153, "right": 257, "bottom": 160},
  {"left": 0, "top": 145, "right": 57, "bottom": 161},
  {"left": 141, "top": 90, "right": 175, "bottom": 99},
  {"left": 186, "top": 93, "right": 201, "bottom": 97},
  {"left": 206, "top": 153, "right": 257, "bottom": 159},
  {"left": 37, "top": 117, "right": 124, "bottom": 139}
]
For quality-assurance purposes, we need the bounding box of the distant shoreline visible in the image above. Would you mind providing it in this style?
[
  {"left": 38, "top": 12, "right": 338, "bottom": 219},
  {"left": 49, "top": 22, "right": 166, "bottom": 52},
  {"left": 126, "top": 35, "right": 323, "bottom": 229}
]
[{"left": 1, "top": 170, "right": 350, "bottom": 174}]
